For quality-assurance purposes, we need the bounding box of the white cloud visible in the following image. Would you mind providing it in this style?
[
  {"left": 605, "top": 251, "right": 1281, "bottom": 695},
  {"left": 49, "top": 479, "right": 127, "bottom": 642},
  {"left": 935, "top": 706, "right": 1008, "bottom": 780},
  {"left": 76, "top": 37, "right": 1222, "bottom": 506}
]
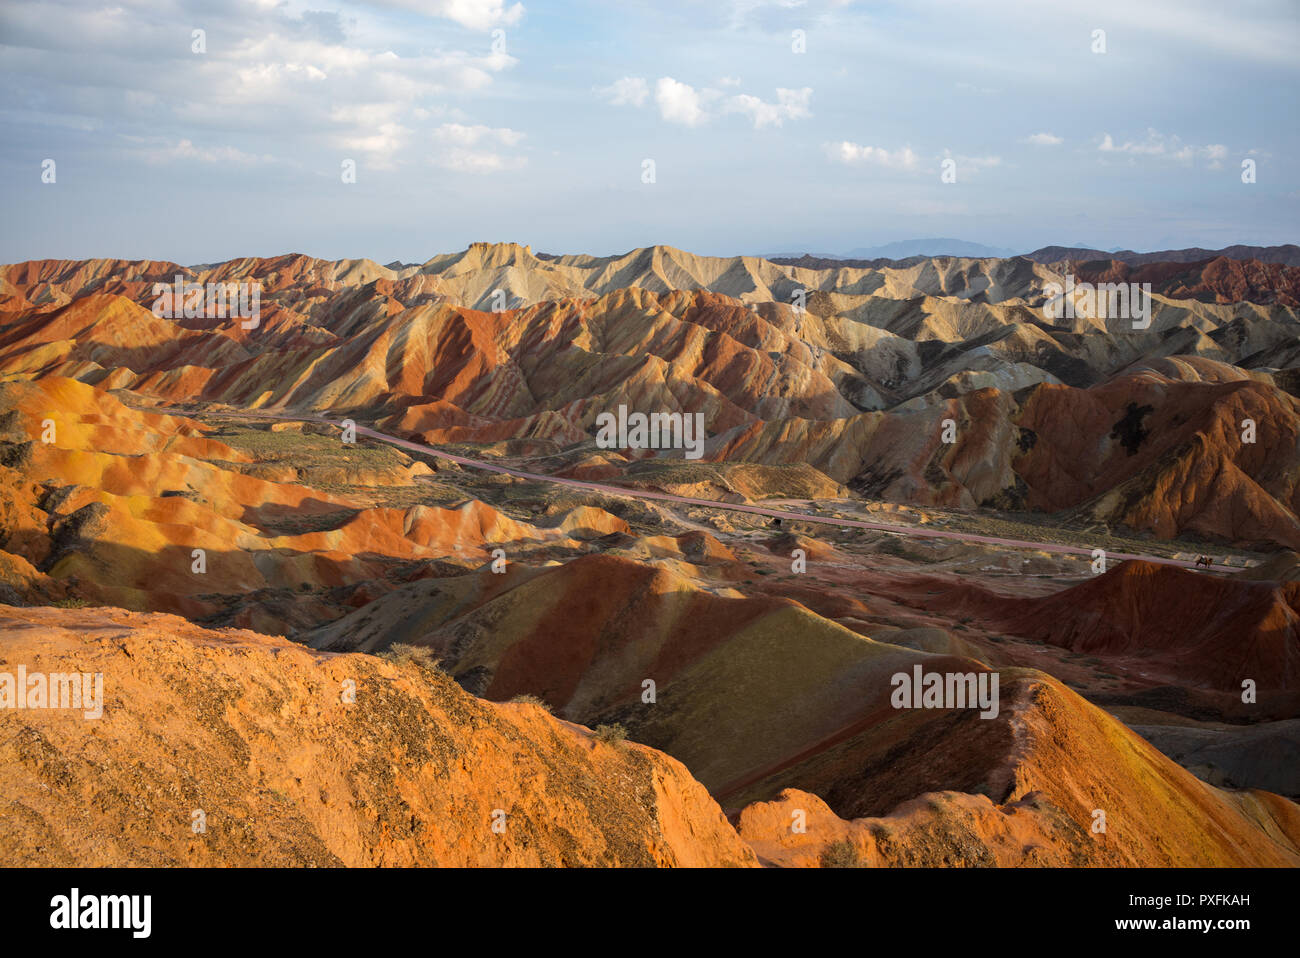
[
  {"left": 826, "top": 141, "right": 919, "bottom": 170},
  {"left": 370, "top": 0, "right": 525, "bottom": 31},
  {"left": 1099, "top": 129, "right": 1231, "bottom": 168},
  {"left": 0, "top": 1, "right": 522, "bottom": 175},
  {"left": 431, "top": 123, "right": 526, "bottom": 172},
  {"left": 439, "top": 0, "right": 525, "bottom": 29},
  {"left": 945, "top": 150, "right": 1001, "bottom": 174},
  {"left": 1099, "top": 129, "right": 1170, "bottom": 155},
  {"left": 598, "top": 76, "right": 649, "bottom": 107},
  {"left": 726, "top": 87, "right": 812, "bottom": 128},
  {"left": 613, "top": 77, "right": 811, "bottom": 129},
  {"left": 434, "top": 151, "right": 527, "bottom": 173},
  {"left": 433, "top": 123, "right": 525, "bottom": 147},
  {"left": 597, "top": 72, "right": 813, "bottom": 130},
  {"left": 341, "top": 123, "right": 413, "bottom": 167},
  {"left": 1024, "top": 132, "right": 1063, "bottom": 146},
  {"left": 1201, "top": 143, "right": 1228, "bottom": 169},
  {"left": 138, "top": 138, "right": 275, "bottom": 166},
  {"left": 655, "top": 77, "right": 708, "bottom": 126}
]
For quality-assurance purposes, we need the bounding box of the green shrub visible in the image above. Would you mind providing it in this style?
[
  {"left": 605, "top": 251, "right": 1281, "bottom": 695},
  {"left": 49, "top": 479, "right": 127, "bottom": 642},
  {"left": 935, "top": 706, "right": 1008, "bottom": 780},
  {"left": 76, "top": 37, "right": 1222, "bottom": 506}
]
[
  {"left": 820, "top": 840, "right": 862, "bottom": 868},
  {"left": 380, "top": 643, "right": 442, "bottom": 672},
  {"left": 593, "top": 723, "right": 628, "bottom": 747},
  {"left": 510, "top": 693, "right": 552, "bottom": 712}
]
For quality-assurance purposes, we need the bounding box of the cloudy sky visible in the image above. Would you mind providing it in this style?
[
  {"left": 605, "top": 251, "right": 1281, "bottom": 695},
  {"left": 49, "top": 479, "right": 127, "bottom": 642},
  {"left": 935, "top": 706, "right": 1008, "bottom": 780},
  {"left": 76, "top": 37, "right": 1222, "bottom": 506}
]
[{"left": 2, "top": 0, "right": 1297, "bottom": 263}]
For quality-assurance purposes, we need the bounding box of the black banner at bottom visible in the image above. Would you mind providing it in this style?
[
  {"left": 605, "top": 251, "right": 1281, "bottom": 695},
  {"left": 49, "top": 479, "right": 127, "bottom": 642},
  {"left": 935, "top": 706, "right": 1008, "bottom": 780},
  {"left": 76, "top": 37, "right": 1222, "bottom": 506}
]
[{"left": 0, "top": 866, "right": 1288, "bottom": 946}]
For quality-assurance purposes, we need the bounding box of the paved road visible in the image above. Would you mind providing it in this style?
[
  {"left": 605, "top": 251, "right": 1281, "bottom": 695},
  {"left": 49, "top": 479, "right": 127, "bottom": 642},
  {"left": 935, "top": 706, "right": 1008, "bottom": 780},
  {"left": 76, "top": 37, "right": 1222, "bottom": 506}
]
[{"left": 175, "top": 407, "right": 1229, "bottom": 572}]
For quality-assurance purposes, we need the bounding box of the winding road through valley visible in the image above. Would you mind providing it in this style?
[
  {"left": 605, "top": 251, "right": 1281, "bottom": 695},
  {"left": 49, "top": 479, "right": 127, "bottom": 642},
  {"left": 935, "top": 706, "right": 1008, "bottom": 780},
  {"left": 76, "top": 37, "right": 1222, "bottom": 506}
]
[{"left": 169, "top": 406, "right": 1233, "bottom": 573}]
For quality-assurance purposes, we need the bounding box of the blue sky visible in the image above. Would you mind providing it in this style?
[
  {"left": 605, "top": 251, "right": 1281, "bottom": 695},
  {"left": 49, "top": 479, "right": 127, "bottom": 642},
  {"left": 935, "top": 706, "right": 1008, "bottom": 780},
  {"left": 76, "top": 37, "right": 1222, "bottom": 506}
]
[{"left": 2, "top": 0, "right": 1297, "bottom": 263}]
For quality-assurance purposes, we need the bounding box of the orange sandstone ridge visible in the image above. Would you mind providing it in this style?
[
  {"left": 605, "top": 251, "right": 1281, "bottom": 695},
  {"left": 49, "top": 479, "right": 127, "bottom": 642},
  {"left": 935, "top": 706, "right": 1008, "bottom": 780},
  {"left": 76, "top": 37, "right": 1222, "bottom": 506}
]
[
  {"left": 0, "top": 604, "right": 756, "bottom": 867},
  {"left": 1, "top": 604, "right": 1297, "bottom": 867}
]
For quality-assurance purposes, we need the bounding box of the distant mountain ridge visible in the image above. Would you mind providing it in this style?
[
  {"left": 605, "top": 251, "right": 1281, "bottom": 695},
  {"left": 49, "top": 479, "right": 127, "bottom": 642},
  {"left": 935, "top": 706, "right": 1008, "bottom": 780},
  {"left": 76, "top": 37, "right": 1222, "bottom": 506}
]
[
  {"left": 771, "top": 243, "right": 1300, "bottom": 270},
  {"left": 1022, "top": 244, "right": 1300, "bottom": 267},
  {"left": 768, "top": 238, "right": 1015, "bottom": 267},
  {"left": 845, "top": 239, "right": 1018, "bottom": 260}
]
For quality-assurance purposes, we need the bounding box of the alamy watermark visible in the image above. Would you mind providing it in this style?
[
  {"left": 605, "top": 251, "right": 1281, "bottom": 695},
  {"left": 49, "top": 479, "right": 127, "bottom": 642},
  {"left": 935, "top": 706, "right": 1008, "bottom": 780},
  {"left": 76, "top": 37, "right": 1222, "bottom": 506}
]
[
  {"left": 1042, "top": 275, "right": 1152, "bottom": 329},
  {"left": 50, "top": 888, "right": 150, "bottom": 938},
  {"left": 890, "top": 665, "right": 999, "bottom": 719},
  {"left": 151, "top": 275, "right": 261, "bottom": 329},
  {"left": 595, "top": 404, "right": 706, "bottom": 460},
  {"left": 0, "top": 666, "right": 103, "bottom": 719}
]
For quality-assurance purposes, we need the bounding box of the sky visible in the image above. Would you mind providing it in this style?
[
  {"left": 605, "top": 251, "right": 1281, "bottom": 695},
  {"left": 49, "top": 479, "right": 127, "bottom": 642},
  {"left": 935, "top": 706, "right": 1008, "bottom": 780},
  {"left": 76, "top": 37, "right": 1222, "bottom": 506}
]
[{"left": 2, "top": 0, "right": 1297, "bottom": 264}]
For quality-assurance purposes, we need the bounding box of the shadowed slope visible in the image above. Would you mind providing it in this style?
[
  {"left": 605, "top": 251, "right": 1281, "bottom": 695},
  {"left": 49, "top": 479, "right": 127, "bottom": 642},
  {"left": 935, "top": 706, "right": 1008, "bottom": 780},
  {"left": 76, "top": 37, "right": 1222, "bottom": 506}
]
[{"left": 896, "top": 560, "right": 1300, "bottom": 692}]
